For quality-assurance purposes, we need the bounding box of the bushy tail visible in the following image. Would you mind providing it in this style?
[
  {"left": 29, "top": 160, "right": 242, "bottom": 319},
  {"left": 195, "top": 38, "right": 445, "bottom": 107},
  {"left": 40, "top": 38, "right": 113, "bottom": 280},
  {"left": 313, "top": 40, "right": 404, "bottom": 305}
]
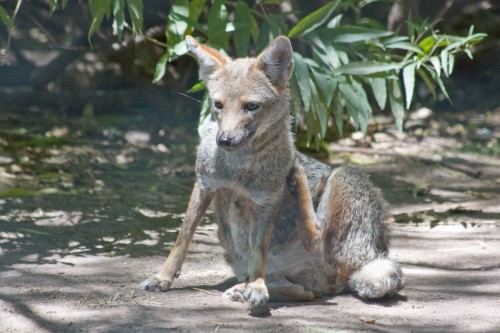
[{"left": 348, "top": 258, "right": 405, "bottom": 299}]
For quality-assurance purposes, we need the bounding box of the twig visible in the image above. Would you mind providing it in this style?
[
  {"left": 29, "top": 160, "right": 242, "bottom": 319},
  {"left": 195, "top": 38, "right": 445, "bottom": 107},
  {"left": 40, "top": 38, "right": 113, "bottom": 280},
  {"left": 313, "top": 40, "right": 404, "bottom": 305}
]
[{"left": 192, "top": 287, "right": 219, "bottom": 296}]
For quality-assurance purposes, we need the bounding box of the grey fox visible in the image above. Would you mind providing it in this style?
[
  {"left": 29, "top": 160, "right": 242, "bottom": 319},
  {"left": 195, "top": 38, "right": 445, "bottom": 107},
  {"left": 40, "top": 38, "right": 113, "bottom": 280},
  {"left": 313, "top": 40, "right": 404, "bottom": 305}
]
[{"left": 140, "top": 35, "right": 404, "bottom": 306}]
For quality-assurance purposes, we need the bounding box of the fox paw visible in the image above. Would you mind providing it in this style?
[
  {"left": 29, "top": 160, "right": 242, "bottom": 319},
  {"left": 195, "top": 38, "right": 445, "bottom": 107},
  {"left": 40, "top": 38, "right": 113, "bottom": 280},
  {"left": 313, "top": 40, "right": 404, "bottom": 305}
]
[
  {"left": 140, "top": 276, "right": 173, "bottom": 292},
  {"left": 245, "top": 280, "right": 269, "bottom": 306},
  {"left": 223, "top": 280, "right": 269, "bottom": 306},
  {"left": 223, "top": 283, "right": 247, "bottom": 302}
]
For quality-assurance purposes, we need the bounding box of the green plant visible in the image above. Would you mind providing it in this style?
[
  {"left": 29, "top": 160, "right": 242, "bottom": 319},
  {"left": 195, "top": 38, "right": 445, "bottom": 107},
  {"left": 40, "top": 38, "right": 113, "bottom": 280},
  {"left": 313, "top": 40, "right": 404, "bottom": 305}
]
[{"left": 1, "top": 0, "right": 486, "bottom": 147}]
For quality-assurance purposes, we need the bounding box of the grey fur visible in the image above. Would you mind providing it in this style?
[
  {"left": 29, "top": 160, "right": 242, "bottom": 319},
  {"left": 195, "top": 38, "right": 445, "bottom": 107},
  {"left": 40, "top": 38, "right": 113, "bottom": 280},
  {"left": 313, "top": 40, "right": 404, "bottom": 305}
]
[{"left": 141, "top": 36, "right": 404, "bottom": 304}]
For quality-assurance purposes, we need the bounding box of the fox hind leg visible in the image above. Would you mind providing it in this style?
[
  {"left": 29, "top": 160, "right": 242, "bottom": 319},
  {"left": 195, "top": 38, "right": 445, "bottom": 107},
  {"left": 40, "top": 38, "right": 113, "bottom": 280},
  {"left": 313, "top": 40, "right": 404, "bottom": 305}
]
[{"left": 318, "top": 166, "right": 404, "bottom": 299}]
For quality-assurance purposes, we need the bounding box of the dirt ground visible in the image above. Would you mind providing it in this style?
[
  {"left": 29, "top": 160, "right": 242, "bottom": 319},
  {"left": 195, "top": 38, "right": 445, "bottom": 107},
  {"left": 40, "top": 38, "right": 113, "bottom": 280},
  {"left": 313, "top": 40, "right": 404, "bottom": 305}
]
[{"left": 1, "top": 108, "right": 500, "bottom": 332}]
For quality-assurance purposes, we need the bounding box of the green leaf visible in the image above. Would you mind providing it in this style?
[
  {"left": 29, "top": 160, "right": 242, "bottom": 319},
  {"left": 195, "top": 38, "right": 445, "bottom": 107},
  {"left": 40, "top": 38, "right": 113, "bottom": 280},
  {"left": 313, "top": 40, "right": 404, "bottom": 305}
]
[
  {"left": 385, "top": 41, "right": 423, "bottom": 54},
  {"left": 126, "top": 0, "right": 144, "bottom": 36},
  {"left": 153, "top": 52, "right": 170, "bottom": 83},
  {"left": 429, "top": 56, "right": 441, "bottom": 77},
  {"left": 0, "top": 5, "right": 12, "bottom": 29},
  {"left": 332, "top": 93, "right": 344, "bottom": 135},
  {"left": 250, "top": 15, "right": 260, "bottom": 45},
  {"left": 88, "top": 0, "right": 106, "bottom": 44},
  {"left": 310, "top": 78, "right": 328, "bottom": 138},
  {"left": 167, "top": 0, "right": 189, "bottom": 44},
  {"left": 292, "top": 52, "right": 312, "bottom": 112},
  {"left": 388, "top": 79, "right": 405, "bottom": 131},
  {"left": 334, "top": 61, "right": 401, "bottom": 76},
  {"left": 187, "top": 80, "right": 206, "bottom": 93},
  {"left": 169, "top": 12, "right": 206, "bottom": 36},
  {"left": 188, "top": 0, "right": 206, "bottom": 32},
  {"left": 288, "top": 0, "right": 340, "bottom": 38},
  {"left": 208, "top": 0, "right": 228, "bottom": 47},
  {"left": 368, "top": 78, "right": 387, "bottom": 110},
  {"left": 402, "top": 63, "right": 416, "bottom": 109},
  {"left": 234, "top": 1, "right": 251, "bottom": 57},
  {"left": 318, "top": 26, "right": 393, "bottom": 43},
  {"left": 112, "top": 0, "right": 125, "bottom": 40},
  {"left": 339, "top": 81, "right": 370, "bottom": 133},
  {"left": 440, "top": 49, "right": 449, "bottom": 77},
  {"left": 417, "top": 67, "right": 436, "bottom": 99},
  {"left": 312, "top": 71, "right": 337, "bottom": 106}
]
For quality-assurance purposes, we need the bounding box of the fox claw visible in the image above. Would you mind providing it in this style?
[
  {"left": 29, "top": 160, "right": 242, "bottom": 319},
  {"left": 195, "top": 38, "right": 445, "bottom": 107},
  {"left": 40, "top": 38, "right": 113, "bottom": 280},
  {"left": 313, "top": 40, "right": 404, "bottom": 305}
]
[
  {"left": 140, "top": 276, "right": 173, "bottom": 292},
  {"left": 223, "top": 281, "right": 269, "bottom": 306}
]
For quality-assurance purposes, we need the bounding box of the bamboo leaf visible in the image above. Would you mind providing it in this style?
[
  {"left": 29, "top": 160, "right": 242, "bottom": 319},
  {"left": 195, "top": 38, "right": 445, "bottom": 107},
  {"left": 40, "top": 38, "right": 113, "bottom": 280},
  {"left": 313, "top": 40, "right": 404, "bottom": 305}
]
[
  {"left": 335, "top": 61, "right": 401, "bottom": 76},
  {"left": 112, "top": 0, "right": 125, "bottom": 40},
  {"left": 288, "top": 0, "right": 340, "bottom": 38},
  {"left": 153, "top": 52, "right": 170, "bottom": 83},
  {"left": 417, "top": 68, "right": 436, "bottom": 99},
  {"left": 126, "top": 0, "right": 143, "bottom": 36},
  {"left": 429, "top": 56, "right": 441, "bottom": 77},
  {"left": 317, "top": 26, "right": 393, "bottom": 43},
  {"left": 385, "top": 41, "right": 423, "bottom": 54},
  {"left": 388, "top": 79, "right": 405, "bottom": 131},
  {"left": 292, "top": 52, "right": 312, "bottom": 112},
  {"left": 402, "top": 63, "right": 416, "bottom": 109},
  {"left": 368, "top": 78, "right": 387, "bottom": 110}
]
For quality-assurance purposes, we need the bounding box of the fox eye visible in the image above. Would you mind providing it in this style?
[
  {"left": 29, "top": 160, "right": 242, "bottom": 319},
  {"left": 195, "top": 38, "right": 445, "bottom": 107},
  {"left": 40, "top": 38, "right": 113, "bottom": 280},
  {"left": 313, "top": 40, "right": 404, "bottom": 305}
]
[
  {"left": 244, "top": 102, "right": 260, "bottom": 112},
  {"left": 213, "top": 101, "right": 223, "bottom": 110}
]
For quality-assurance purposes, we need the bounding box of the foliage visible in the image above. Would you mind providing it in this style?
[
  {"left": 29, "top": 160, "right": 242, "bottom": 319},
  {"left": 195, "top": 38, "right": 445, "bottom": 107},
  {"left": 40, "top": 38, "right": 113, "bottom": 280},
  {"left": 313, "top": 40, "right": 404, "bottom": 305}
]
[{"left": 1, "top": 0, "right": 486, "bottom": 146}]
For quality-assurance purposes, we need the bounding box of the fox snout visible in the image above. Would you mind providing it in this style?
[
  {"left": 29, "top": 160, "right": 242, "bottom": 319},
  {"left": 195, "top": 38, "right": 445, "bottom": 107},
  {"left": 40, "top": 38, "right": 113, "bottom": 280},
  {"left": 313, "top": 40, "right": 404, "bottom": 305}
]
[{"left": 216, "top": 128, "right": 255, "bottom": 151}]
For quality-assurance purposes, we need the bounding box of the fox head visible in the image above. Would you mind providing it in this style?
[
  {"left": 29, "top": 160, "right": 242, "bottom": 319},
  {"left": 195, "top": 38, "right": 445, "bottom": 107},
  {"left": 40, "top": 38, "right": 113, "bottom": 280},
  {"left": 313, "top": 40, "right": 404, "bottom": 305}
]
[{"left": 186, "top": 36, "right": 294, "bottom": 151}]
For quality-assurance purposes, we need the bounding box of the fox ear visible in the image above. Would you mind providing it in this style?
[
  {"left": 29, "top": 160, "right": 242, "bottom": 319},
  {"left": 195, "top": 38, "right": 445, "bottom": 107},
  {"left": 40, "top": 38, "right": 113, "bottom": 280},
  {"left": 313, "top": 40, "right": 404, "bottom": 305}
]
[
  {"left": 257, "top": 36, "right": 294, "bottom": 89},
  {"left": 186, "top": 36, "right": 229, "bottom": 82}
]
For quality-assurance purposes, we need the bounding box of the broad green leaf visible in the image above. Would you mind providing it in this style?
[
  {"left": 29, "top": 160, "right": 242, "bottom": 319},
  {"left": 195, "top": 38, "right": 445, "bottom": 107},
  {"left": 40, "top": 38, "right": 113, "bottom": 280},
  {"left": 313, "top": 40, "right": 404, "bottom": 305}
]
[
  {"left": 88, "top": 0, "right": 106, "bottom": 44},
  {"left": 368, "top": 78, "right": 387, "bottom": 110},
  {"left": 250, "top": 15, "right": 260, "bottom": 46},
  {"left": 169, "top": 12, "right": 206, "bottom": 36},
  {"left": 126, "top": 0, "right": 144, "bottom": 36},
  {"left": 166, "top": 39, "right": 188, "bottom": 61},
  {"left": 292, "top": 52, "right": 312, "bottom": 112},
  {"left": 288, "top": 0, "right": 340, "bottom": 38},
  {"left": 234, "top": 1, "right": 251, "bottom": 57},
  {"left": 188, "top": 0, "right": 206, "bottom": 25},
  {"left": 318, "top": 26, "right": 393, "bottom": 43},
  {"left": 153, "top": 52, "right": 170, "bottom": 83},
  {"left": 388, "top": 79, "right": 405, "bottom": 131},
  {"left": 166, "top": 0, "right": 189, "bottom": 44},
  {"left": 0, "top": 5, "right": 12, "bottom": 28},
  {"left": 402, "top": 63, "right": 416, "bottom": 109},
  {"left": 334, "top": 62, "right": 401, "bottom": 76},
  {"left": 112, "top": 0, "right": 125, "bottom": 40},
  {"left": 312, "top": 71, "right": 337, "bottom": 106},
  {"left": 339, "top": 81, "right": 370, "bottom": 133},
  {"left": 256, "top": 19, "right": 271, "bottom": 52},
  {"left": 208, "top": 0, "right": 229, "bottom": 47}
]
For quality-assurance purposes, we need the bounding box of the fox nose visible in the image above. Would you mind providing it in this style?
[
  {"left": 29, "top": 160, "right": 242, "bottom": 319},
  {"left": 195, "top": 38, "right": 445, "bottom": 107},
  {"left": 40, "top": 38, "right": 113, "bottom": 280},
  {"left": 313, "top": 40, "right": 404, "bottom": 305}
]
[{"left": 217, "top": 132, "right": 233, "bottom": 147}]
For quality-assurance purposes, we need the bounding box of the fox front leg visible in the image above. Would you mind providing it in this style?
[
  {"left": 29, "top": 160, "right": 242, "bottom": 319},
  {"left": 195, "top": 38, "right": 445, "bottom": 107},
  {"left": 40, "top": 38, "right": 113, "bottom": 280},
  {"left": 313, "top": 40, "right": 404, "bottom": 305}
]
[
  {"left": 140, "top": 181, "right": 212, "bottom": 291},
  {"left": 288, "top": 162, "right": 320, "bottom": 252}
]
